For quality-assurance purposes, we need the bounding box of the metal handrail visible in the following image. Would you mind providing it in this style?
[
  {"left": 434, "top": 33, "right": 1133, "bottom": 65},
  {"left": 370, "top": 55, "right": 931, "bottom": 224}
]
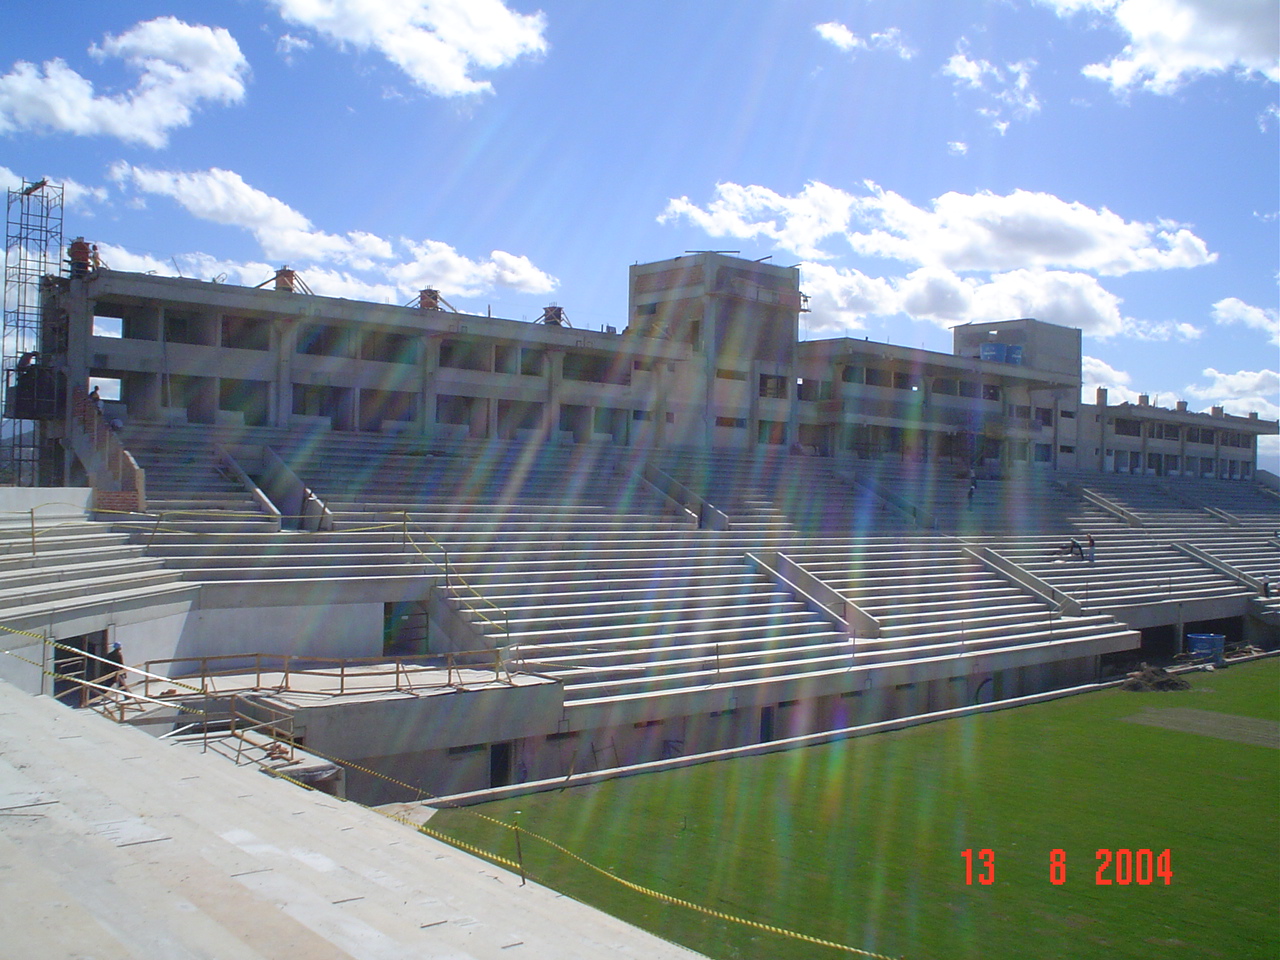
[
  {"left": 229, "top": 695, "right": 297, "bottom": 766},
  {"left": 141, "top": 648, "right": 514, "bottom": 697},
  {"left": 398, "top": 512, "right": 510, "bottom": 642}
]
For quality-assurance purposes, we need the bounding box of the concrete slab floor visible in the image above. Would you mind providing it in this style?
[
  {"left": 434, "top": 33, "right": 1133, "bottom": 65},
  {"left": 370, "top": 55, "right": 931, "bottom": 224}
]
[{"left": 0, "top": 678, "right": 705, "bottom": 960}]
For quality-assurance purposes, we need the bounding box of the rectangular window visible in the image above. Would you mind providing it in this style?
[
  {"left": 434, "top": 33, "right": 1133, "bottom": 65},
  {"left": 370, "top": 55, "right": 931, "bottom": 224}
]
[
  {"left": 1059, "top": 445, "right": 1075, "bottom": 454},
  {"left": 892, "top": 372, "right": 916, "bottom": 391},
  {"left": 563, "top": 351, "right": 629, "bottom": 385},
  {"left": 757, "top": 419, "right": 786, "bottom": 445},
  {"left": 842, "top": 365, "right": 863, "bottom": 384},
  {"left": 439, "top": 338, "right": 489, "bottom": 371},
  {"left": 1113, "top": 418, "right": 1142, "bottom": 437},
  {"left": 716, "top": 368, "right": 748, "bottom": 381},
  {"left": 297, "top": 323, "right": 353, "bottom": 357},
  {"left": 932, "top": 377, "right": 957, "bottom": 395},
  {"left": 520, "top": 348, "right": 545, "bottom": 376},
  {"left": 1014, "top": 405, "right": 1031, "bottom": 420},
  {"left": 715, "top": 416, "right": 746, "bottom": 428},
  {"left": 1164, "top": 454, "right": 1180, "bottom": 472},
  {"left": 1034, "top": 443, "right": 1052, "bottom": 462},
  {"left": 221, "top": 315, "right": 270, "bottom": 351},
  {"left": 361, "top": 330, "right": 416, "bottom": 364},
  {"left": 796, "top": 378, "right": 832, "bottom": 401},
  {"left": 1035, "top": 407, "right": 1054, "bottom": 426},
  {"left": 1059, "top": 409, "right": 1076, "bottom": 420},
  {"left": 958, "top": 380, "right": 979, "bottom": 398},
  {"left": 632, "top": 410, "right": 652, "bottom": 421},
  {"left": 863, "top": 367, "right": 890, "bottom": 387},
  {"left": 982, "top": 383, "right": 1002, "bottom": 402},
  {"left": 759, "top": 374, "right": 787, "bottom": 398}
]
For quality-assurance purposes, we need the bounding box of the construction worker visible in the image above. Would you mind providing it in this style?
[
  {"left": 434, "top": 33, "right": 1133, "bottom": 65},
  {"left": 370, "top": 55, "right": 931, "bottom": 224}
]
[{"left": 68, "top": 237, "right": 91, "bottom": 279}]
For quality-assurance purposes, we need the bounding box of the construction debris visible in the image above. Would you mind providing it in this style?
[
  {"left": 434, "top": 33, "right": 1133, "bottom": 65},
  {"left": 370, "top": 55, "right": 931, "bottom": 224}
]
[{"left": 1120, "top": 663, "right": 1191, "bottom": 692}]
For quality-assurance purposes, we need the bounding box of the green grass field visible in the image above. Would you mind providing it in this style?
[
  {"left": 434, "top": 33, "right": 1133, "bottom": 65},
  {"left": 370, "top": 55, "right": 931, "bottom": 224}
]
[{"left": 429, "top": 659, "right": 1280, "bottom": 960}]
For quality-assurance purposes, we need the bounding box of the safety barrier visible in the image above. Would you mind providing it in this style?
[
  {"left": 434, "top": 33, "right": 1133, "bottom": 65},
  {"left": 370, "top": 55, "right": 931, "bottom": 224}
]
[{"left": 140, "top": 648, "right": 513, "bottom": 698}]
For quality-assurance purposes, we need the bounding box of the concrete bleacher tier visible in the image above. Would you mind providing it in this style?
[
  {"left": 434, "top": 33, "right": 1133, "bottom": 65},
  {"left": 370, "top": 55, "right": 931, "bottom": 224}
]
[{"left": 8, "top": 422, "right": 1276, "bottom": 801}]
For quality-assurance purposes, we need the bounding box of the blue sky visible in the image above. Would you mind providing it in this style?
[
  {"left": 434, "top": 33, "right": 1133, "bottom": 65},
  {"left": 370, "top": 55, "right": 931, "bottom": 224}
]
[{"left": 2, "top": 0, "right": 1277, "bottom": 466}]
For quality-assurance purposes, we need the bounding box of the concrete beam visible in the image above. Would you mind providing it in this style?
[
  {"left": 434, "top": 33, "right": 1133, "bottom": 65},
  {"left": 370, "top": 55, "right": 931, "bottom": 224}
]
[{"left": 962, "top": 544, "right": 1083, "bottom": 616}]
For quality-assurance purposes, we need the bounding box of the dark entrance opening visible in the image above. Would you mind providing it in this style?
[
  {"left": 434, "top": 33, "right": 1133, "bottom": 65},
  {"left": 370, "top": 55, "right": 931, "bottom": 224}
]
[
  {"left": 759, "top": 705, "right": 775, "bottom": 743},
  {"left": 52, "top": 630, "right": 107, "bottom": 706},
  {"left": 490, "top": 741, "right": 513, "bottom": 788}
]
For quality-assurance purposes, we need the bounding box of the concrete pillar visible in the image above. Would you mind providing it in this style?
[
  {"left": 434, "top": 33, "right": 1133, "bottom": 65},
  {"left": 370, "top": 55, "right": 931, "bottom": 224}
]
[
  {"left": 272, "top": 319, "right": 296, "bottom": 427},
  {"left": 547, "top": 349, "right": 564, "bottom": 441}
]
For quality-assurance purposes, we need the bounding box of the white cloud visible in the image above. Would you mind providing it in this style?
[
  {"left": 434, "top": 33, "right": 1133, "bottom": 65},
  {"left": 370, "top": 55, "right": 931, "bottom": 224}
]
[
  {"left": 1259, "top": 103, "right": 1280, "bottom": 131},
  {"left": 276, "top": 33, "right": 312, "bottom": 64},
  {"left": 1212, "top": 296, "right": 1280, "bottom": 344},
  {"left": 799, "top": 262, "right": 899, "bottom": 334},
  {"left": 1081, "top": 354, "right": 1144, "bottom": 402},
  {"left": 663, "top": 181, "right": 1223, "bottom": 341},
  {"left": 109, "top": 164, "right": 556, "bottom": 299},
  {"left": 901, "top": 267, "right": 1133, "bottom": 336},
  {"left": 1184, "top": 367, "right": 1280, "bottom": 423},
  {"left": 802, "top": 263, "right": 1144, "bottom": 338},
  {"left": 815, "top": 22, "right": 914, "bottom": 59},
  {"left": 111, "top": 164, "right": 396, "bottom": 268},
  {"left": 266, "top": 0, "right": 547, "bottom": 97},
  {"left": 943, "top": 43, "right": 1041, "bottom": 131},
  {"left": 660, "top": 181, "right": 856, "bottom": 260},
  {"left": 0, "top": 18, "right": 248, "bottom": 147},
  {"left": 662, "top": 180, "right": 1215, "bottom": 276},
  {"left": 1039, "top": 0, "right": 1280, "bottom": 93},
  {"left": 947, "top": 141, "right": 968, "bottom": 156},
  {"left": 387, "top": 240, "right": 555, "bottom": 297}
]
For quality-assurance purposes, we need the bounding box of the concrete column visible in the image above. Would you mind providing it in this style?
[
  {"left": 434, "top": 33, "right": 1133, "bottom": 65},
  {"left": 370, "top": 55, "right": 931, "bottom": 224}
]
[
  {"left": 421, "top": 335, "right": 440, "bottom": 439},
  {"left": 547, "top": 349, "right": 564, "bottom": 441},
  {"left": 272, "top": 319, "right": 295, "bottom": 427}
]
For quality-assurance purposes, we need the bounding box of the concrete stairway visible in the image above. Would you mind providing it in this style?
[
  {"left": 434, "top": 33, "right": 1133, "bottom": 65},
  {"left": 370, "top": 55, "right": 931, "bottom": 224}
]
[
  {"left": 120, "top": 423, "right": 278, "bottom": 532},
  {"left": 785, "top": 536, "right": 1136, "bottom": 660},
  {"left": 655, "top": 449, "right": 904, "bottom": 535}
]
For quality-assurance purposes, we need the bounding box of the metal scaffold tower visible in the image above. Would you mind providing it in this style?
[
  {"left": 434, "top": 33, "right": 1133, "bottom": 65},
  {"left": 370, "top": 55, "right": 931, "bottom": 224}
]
[{"left": 3, "top": 178, "right": 64, "bottom": 485}]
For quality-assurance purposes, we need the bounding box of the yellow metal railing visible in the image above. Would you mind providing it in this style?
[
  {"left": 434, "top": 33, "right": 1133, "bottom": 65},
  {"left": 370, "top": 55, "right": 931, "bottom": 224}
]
[{"left": 397, "top": 511, "right": 510, "bottom": 642}]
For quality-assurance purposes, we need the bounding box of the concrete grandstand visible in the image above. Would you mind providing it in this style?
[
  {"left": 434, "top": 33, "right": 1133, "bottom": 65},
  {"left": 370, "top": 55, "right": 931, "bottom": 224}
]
[{"left": 1, "top": 248, "right": 1277, "bottom": 806}]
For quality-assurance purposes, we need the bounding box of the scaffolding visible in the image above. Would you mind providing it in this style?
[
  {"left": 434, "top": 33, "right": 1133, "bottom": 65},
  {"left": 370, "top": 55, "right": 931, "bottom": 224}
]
[{"left": 3, "top": 178, "right": 64, "bottom": 485}]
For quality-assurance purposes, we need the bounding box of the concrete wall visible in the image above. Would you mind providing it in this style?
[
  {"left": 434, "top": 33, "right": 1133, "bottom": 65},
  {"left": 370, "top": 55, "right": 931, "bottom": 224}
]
[
  {"left": 169, "top": 601, "right": 384, "bottom": 666},
  {"left": 283, "top": 679, "right": 563, "bottom": 804},
  {"left": 0, "top": 487, "right": 92, "bottom": 522}
]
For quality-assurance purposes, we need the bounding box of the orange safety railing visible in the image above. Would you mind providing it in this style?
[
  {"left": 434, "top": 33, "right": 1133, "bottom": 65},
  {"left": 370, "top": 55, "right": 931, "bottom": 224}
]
[
  {"left": 229, "top": 695, "right": 297, "bottom": 766},
  {"left": 141, "top": 649, "right": 513, "bottom": 698}
]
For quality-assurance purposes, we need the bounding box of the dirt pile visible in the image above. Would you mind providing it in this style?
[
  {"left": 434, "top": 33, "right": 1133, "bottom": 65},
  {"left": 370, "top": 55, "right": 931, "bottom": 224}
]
[{"left": 1120, "top": 663, "right": 1191, "bottom": 692}]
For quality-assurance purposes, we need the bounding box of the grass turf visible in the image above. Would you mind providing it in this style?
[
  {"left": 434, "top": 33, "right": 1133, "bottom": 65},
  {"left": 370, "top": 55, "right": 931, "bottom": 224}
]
[{"left": 429, "top": 658, "right": 1280, "bottom": 960}]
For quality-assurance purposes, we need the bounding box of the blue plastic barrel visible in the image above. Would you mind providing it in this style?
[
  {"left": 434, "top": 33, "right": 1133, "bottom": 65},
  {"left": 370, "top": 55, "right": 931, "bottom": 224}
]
[{"left": 1187, "top": 633, "right": 1225, "bottom": 665}]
